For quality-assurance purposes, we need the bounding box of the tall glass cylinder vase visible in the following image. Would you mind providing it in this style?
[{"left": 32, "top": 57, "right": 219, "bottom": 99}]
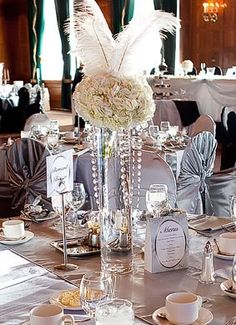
[{"left": 91, "top": 127, "right": 133, "bottom": 274}]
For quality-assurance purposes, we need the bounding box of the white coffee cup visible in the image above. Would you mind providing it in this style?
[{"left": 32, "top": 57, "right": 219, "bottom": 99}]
[
  {"left": 165, "top": 292, "right": 202, "bottom": 324},
  {"left": 218, "top": 232, "right": 236, "bottom": 255},
  {"left": 2, "top": 220, "right": 25, "bottom": 239},
  {"left": 30, "top": 304, "right": 74, "bottom": 325},
  {"left": 64, "top": 131, "right": 75, "bottom": 139}
]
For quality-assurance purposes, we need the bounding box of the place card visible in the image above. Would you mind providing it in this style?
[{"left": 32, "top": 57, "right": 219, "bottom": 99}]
[
  {"left": 144, "top": 214, "right": 189, "bottom": 273},
  {"left": 46, "top": 150, "right": 73, "bottom": 197}
]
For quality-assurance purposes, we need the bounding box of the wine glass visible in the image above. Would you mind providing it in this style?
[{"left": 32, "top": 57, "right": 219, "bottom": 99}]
[
  {"left": 67, "top": 183, "right": 86, "bottom": 230},
  {"left": 232, "top": 255, "right": 236, "bottom": 291},
  {"left": 230, "top": 195, "right": 236, "bottom": 223},
  {"left": 47, "top": 132, "right": 59, "bottom": 154},
  {"left": 160, "top": 121, "right": 170, "bottom": 132},
  {"left": 146, "top": 183, "right": 168, "bottom": 217},
  {"left": 80, "top": 271, "right": 113, "bottom": 318},
  {"left": 149, "top": 125, "right": 159, "bottom": 140}
]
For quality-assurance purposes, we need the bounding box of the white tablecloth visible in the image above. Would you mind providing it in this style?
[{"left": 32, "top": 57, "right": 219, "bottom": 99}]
[{"left": 149, "top": 77, "right": 236, "bottom": 122}]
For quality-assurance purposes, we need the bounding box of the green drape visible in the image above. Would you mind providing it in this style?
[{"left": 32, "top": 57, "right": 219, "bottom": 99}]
[
  {"left": 113, "top": 0, "right": 135, "bottom": 34},
  {"left": 54, "top": 0, "right": 71, "bottom": 110},
  {"left": 154, "top": 0, "right": 177, "bottom": 74},
  {"left": 28, "top": 0, "right": 45, "bottom": 84}
]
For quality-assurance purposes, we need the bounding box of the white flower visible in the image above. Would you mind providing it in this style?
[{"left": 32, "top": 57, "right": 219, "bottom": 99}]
[{"left": 73, "top": 74, "right": 155, "bottom": 131}]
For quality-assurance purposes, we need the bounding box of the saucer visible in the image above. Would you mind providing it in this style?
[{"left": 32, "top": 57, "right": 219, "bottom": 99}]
[
  {"left": 61, "top": 137, "right": 78, "bottom": 144},
  {"left": 213, "top": 250, "right": 234, "bottom": 261},
  {"left": 152, "top": 306, "right": 213, "bottom": 324},
  {"left": 0, "top": 230, "right": 34, "bottom": 245},
  {"left": 220, "top": 279, "right": 236, "bottom": 299}
]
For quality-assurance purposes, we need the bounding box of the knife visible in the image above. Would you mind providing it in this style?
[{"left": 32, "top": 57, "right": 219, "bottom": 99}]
[{"left": 135, "top": 314, "right": 155, "bottom": 325}]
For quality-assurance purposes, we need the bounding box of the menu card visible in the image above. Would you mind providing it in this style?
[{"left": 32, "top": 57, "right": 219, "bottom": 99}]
[
  {"left": 144, "top": 214, "right": 189, "bottom": 273},
  {"left": 46, "top": 150, "right": 73, "bottom": 197}
]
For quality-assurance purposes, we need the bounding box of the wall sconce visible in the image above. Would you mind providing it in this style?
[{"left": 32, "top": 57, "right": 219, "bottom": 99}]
[{"left": 202, "top": 1, "right": 227, "bottom": 22}]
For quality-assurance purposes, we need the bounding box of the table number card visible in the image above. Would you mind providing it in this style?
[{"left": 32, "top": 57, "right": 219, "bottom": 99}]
[
  {"left": 46, "top": 150, "right": 73, "bottom": 197},
  {"left": 144, "top": 214, "right": 189, "bottom": 273}
]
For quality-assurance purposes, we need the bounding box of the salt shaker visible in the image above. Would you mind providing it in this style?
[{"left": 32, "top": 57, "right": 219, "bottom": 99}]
[{"left": 200, "top": 241, "right": 215, "bottom": 284}]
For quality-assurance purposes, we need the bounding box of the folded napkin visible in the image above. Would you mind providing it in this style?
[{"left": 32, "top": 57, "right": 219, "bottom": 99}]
[{"left": 188, "top": 216, "right": 234, "bottom": 232}]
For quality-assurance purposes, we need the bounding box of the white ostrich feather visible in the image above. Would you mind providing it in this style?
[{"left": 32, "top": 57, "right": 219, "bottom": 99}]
[
  {"left": 112, "top": 11, "right": 180, "bottom": 75},
  {"left": 72, "top": 0, "right": 180, "bottom": 76},
  {"left": 73, "top": 0, "right": 115, "bottom": 76}
]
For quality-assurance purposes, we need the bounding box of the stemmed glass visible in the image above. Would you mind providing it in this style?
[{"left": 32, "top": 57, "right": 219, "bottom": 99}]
[
  {"left": 146, "top": 183, "right": 168, "bottom": 217},
  {"left": 160, "top": 121, "right": 170, "bottom": 132},
  {"left": 47, "top": 132, "right": 59, "bottom": 154},
  {"left": 232, "top": 255, "right": 236, "bottom": 292},
  {"left": 230, "top": 195, "right": 236, "bottom": 223},
  {"left": 80, "top": 271, "right": 113, "bottom": 318},
  {"left": 67, "top": 183, "right": 86, "bottom": 230}
]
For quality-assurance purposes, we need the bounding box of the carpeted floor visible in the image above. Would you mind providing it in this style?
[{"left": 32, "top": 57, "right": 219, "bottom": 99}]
[{"left": 46, "top": 109, "right": 73, "bottom": 131}]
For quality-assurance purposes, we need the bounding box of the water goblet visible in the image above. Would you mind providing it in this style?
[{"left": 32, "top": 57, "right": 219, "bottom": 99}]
[
  {"left": 149, "top": 125, "right": 159, "bottom": 140},
  {"left": 230, "top": 195, "right": 236, "bottom": 223},
  {"left": 232, "top": 254, "right": 236, "bottom": 291},
  {"left": 67, "top": 183, "right": 86, "bottom": 230},
  {"left": 47, "top": 132, "right": 59, "bottom": 153},
  {"left": 160, "top": 121, "right": 170, "bottom": 132},
  {"left": 146, "top": 183, "right": 168, "bottom": 217},
  {"left": 95, "top": 298, "right": 134, "bottom": 325},
  {"left": 80, "top": 271, "right": 113, "bottom": 318}
]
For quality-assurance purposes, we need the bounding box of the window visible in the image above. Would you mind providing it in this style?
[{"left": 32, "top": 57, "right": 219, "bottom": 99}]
[{"left": 41, "top": 0, "right": 63, "bottom": 80}]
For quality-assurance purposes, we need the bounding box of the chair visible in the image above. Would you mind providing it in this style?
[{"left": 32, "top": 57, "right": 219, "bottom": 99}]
[
  {"left": 187, "top": 66, "right": 197, "bottom": 76},
  {"left": 221, "top": 109, "right": 236, "bottom": 170},
  {"left": 132, "top": 150, "right": 177, "bottom": 210},
  {"left": 177, "top": 131, "right": 217, "bottom": 214},
  {"left": 206, "top": 167, "right": 236, "bottom": 217},
  {"left": 6, "top": 138, "right": 51, "bottom": 213},
  {"left": 190, "top": 115, "right": 216, "bottom": 137},
  {"left": 214, "top": 66, "right": 223, "bottom": 75},
  {"left": 24, "top": 113, "right": 50, "bottom": 131}
]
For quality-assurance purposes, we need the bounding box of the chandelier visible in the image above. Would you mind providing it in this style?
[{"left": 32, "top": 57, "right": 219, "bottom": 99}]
[{"left": 202, "top": 1, "right": 227, "bottom": 22}]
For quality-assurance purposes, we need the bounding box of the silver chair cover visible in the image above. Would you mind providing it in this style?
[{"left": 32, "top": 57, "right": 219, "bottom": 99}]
[
  {"left": 206, "top": 167, "right": 236, "bottom": 217},
  {"left": 190, "top": 115, "right": 216, "bottom": 137},
  {"left": 133, "top": 150, "right": 177, "bottom": 210},
  {"left": 6, "top": 138, "right": 51, "bottom": 210},
  {"left": 177, "top": 131, "right": 217, "bottom": 214},
  {"left": 24, "top": 113, "right": 50, "bottom": 131}
]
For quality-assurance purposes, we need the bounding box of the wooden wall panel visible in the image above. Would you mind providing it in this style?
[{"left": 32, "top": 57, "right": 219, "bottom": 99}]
[
  {"left": 180, "top": 0, "right": 236, "bottom": 72},
  {"left": 0, "top": 0, "right": 31, "bottom": 82}
]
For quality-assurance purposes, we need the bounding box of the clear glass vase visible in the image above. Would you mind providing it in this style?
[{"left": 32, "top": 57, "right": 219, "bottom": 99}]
[{"left": 91, "top": 127, "right": 134, "bottom": 274}]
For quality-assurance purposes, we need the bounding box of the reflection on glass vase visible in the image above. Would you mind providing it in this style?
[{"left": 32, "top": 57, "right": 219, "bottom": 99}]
[{"left": 90, "top": 127, "right": 139, "bottom": 274}]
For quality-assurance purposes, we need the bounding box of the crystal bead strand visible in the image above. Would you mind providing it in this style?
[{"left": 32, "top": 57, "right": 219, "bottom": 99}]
[
  {"left": 131, "top": 130, "right": 143, "bottom": 211},
  {"left": 89, "top": 126, "right": 100, "bottom": 209},
  {"left": 119, "top": 130, "right": 131, "bottom": 211}
]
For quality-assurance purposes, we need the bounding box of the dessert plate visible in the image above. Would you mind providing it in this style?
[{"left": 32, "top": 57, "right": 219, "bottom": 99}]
[
  {"left": 220, "top": 279, "right": 236, "bottom": 299},
  {"left": 152, "top": 306, "right": 213, "bottom": 324},
  {"left": 0, "top": 230, "right": 34, "bottom": 245},
  {"left": 49, "top": 289, "right": 82, "bottom": 311}
]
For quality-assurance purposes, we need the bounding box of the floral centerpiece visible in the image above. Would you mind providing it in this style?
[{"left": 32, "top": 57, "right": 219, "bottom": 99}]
[{"left": 72, "top": 0, "right": 179, "bottom": 273}]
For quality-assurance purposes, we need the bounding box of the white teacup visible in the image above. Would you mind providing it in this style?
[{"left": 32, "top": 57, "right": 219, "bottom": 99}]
[
  {"left": 165, "top": 292, "right": 202, "bottom": 324},
  {"left": 64, "top": 131, "right": 75, "bottom": 139},
  {"left": 2, "top": 220, "right": 25, "bottom": 239},
  {"left": 218, "top": 232, "right": 236, "bottom": 255},
  {"left": 30, "top": 304, "right": 74, "bottom": 325}
]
